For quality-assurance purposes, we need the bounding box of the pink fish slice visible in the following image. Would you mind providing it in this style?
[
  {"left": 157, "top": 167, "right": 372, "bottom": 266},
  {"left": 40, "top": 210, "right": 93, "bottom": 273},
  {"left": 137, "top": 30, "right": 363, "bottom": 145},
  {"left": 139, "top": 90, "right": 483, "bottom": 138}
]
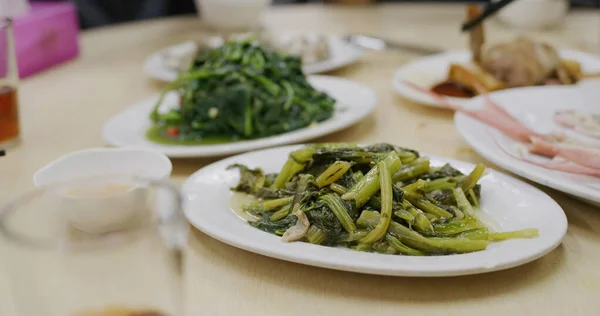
[
  {"left": 554, "top": 110, "right": 600, "bottom": 139},
  {"left": 494, "top": 136, "right": 600, "bottom": 178},
  {"left": 402, "top": 80, "right": 538, "bottom": 143},
  {"left": 529, "top": 137, "right": 600, "bottom": 170}
]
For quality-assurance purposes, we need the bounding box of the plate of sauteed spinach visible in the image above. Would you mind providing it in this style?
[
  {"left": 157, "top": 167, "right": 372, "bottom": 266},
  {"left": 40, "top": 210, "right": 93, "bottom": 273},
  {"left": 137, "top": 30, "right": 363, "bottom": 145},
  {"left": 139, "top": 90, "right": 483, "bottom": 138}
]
[
  {"left": 103, "top": 40, "right": 375, "bottom": 158},
  {"left": 182, "top": 143, "right": 567, "bottom": 276}
]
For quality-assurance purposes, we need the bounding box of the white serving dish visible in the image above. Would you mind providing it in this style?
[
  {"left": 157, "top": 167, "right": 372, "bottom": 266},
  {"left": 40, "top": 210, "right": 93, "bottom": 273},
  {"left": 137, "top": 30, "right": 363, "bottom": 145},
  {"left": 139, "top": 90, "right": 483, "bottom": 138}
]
[
  {"left": 455, "top": 84, "right": 600, "bottom": 206},
  {"left": 102, "top": 76, "right": 376, "bottom": 158},
  {"left": 181, "top": 145, "right": 567, "bottom": 277}
]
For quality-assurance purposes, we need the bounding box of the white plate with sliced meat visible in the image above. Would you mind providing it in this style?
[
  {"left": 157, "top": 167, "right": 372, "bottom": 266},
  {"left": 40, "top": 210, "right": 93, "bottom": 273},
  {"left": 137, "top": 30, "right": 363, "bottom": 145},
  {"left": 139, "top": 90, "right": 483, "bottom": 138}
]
[{"left": 454, "top": 84, "right": 600, "bottom": 205}]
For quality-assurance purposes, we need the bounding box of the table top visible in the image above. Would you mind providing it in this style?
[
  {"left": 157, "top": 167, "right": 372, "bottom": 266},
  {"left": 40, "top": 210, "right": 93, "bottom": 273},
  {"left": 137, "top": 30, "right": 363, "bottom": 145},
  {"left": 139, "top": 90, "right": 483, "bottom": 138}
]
[{"left": 2, "top": 3, "right": 600, "bottom": 315}]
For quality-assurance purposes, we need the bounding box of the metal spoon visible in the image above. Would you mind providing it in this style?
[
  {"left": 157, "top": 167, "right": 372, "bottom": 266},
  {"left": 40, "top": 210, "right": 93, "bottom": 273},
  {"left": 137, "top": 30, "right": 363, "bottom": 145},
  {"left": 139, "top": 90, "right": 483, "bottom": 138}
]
[{"left": 343, "top": 34, "right": 444, "bottom": 55}]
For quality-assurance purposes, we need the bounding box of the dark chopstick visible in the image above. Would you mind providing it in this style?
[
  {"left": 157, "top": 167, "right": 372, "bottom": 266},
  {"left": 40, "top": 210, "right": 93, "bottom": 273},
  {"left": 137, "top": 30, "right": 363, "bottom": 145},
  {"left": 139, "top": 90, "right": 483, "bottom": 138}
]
[{"left": 461, "top": 0, "right": 516, "bottom": 32}]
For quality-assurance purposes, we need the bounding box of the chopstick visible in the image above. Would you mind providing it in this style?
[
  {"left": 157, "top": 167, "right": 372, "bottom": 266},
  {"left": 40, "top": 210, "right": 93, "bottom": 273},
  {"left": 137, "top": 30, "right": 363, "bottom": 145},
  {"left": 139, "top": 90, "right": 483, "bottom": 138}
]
[{"left": 461, "top": 0, "right": 516, "bottom": 32}]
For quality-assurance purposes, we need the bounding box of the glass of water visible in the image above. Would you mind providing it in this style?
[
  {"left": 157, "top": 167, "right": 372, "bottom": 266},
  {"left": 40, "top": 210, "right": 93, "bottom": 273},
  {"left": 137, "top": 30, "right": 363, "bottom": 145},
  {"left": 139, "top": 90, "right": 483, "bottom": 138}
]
[{"left": 0, "top": 175, "right": 188, "bottom": 316}]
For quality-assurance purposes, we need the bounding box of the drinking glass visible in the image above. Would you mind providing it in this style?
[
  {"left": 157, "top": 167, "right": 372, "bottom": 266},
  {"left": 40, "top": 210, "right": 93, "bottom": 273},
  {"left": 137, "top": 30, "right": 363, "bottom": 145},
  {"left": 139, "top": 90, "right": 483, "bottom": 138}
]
[
  {"left": 0, "top": 17, "right": 20, "bottom": 148},
  {"left": 0, "top": 175, "right": 188, "bottom": 316}
]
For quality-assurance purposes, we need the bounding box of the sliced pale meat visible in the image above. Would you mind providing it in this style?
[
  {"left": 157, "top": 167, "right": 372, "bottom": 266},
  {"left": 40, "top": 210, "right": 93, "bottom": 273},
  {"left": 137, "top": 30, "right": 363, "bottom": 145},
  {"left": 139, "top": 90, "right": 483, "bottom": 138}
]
[
  {"left": 494, "top": 136, "right": 600, "bottom": 178},
  {"left": 528, "top": 137, "right": 600, "bottom": 170},
  {"left": 403, "top": 80, "right": 538, "bottom": 142},
  {"left": 529, "top": 137, "right": 559, "bottom": 157},
  {"left": 554, "top": 110, "right": 600, "bottom": 139},
  {"left": 281, "top": 206, "right": 310, "bottom": 242},
  {"left": 515, "top": 157, "right": 600, "bottom": 177}
]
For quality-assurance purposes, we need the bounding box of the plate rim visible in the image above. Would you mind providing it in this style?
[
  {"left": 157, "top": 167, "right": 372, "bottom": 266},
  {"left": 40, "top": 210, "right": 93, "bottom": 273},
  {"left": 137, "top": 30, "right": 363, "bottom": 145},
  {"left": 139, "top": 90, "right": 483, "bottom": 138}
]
[
  {"left": 391, "top": 48, "right": 600, "bottom": 108},
  {"left": 181, "top": 144, "right": 568, "bottom": 277},
  {"left": 101, "top": 75, "right": 377, "bottom": 158},
  {"left": 454, "top": 86, "right": 600, "bottom": 204}
]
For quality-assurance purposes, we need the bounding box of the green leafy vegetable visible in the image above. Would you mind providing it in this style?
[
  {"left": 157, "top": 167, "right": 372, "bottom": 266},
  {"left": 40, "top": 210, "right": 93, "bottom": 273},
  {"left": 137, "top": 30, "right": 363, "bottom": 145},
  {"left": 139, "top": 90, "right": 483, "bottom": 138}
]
[
  {"left": 230, "top": 143, "right": 539, "bottom": 256},
  {"left": 150, "top": 39, "right": 335, "bottom": 143}
]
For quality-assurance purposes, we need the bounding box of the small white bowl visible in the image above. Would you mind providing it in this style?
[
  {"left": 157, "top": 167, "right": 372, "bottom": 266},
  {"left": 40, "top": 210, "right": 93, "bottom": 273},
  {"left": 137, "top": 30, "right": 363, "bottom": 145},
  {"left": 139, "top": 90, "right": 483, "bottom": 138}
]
[
  {"left": 34, "top": 147, "right": 173, "bottom": 233},
  {"left": 493, "top": 0, "right": 569, "bottom": 30}
]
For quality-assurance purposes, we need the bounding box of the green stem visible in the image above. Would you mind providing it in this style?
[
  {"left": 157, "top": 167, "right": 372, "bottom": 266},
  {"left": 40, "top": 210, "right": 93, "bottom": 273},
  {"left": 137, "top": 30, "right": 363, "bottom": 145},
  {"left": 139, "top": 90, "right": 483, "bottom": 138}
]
[
  {"left": 319, "top": 194, "right": 356, "bottom": 233},
  {"left": 360, "top": 161, "right": 393, "bottom": 244},
  {"left": 385, "top": 235, "right": 426, "bottom": 256},
  {"left": 315, "top": 161, "right": 352, "bottom": 187},
  {"left": 269, "top": 204, "right": 291, "bottom": 222},
  {"left": 453, "top": 187, "right": 475, "bottom": 217},
  {"left": 393, "top": 157, "right": 430, "bottom": 182},
  {"left": 329, "top": 183, "right": 347, "bottom": 195},
  {"left": 272, "top": 146, "right": 316, "bottom": 189},
  {"left": 461, "top": 164, "right": 486, "bottom": 192},
  {"left": 343, "top": 151, "right": 402, "bottom": 207}
]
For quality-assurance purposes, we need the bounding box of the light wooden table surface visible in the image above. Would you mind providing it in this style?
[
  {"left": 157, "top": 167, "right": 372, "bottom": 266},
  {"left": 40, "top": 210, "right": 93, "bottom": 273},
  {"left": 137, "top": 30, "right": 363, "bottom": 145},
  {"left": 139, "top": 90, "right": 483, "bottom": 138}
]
[{"left": 1, "top": 4, "right": 600, "bottom": 316}]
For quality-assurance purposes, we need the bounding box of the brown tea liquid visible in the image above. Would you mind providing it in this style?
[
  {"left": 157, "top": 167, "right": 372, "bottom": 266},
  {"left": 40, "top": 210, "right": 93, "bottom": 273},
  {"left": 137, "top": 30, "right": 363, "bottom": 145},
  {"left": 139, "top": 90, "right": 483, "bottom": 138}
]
[{"left": 0, "top": 85, "right": 19, "bottom": 144}]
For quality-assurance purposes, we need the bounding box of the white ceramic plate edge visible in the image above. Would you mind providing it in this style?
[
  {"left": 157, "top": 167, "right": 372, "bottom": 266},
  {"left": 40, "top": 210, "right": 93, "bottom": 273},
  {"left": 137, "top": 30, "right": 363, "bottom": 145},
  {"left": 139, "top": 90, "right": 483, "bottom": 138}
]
[
  {"left": 455, "top": 112, "right": 600, "bottom": 206},
  {"left": 102, "top": 76, "right": 377, "bottom": 158},
  {"left": 144, "top": 36, "right": 363, "bottom": 82},
  {"left": 182, "top": 145, "right": 567, "bottom": 277}
]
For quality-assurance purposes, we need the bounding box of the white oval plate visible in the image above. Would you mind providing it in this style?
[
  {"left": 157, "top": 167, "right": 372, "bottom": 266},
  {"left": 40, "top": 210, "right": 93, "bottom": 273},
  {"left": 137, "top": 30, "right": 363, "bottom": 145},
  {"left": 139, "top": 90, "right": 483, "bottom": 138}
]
[
  {"left": 144, "top": 36, "right": 363, "bottom": 82},
  {"left": 392, "top": 49, "right": 600, "bottom": 108},
  {"left": 181, "top": 144, "right": 567, "bottom": 277},
  {"left": 455, "top": 84, "right": 600, "bottom": 205},
  {"left": 102, "top": 76, "right": 376, "bottom": 158}
]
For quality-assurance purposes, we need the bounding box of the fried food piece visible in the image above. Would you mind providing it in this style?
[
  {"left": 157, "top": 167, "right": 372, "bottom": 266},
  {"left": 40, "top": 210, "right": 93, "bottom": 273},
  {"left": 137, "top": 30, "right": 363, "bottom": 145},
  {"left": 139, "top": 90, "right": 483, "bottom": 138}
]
[
  {"left": 448, "top": 63, "right": 505, "bottom": 93},
  {"left": 560, "top": 59, "right": 583, "bottom": 82}
]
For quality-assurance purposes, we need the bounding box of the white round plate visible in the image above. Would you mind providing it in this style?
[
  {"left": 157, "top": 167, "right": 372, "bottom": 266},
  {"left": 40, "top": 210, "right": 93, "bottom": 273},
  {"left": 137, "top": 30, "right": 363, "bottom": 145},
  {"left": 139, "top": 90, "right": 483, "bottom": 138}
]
[
  {"left": 102, "top": 76, "right": 376, "bottom": 158},
  {"left": 392, "top": 49, "right": 600, "bottom": 108},
  {"left": 181, "top": 144, "right": 567, "bottom": 277},
  {"left": 455, "top": 84, "right": 600, "bottom": 205},
  {"left": 144, "top": 36, "right": 363, "bottom": 82}
]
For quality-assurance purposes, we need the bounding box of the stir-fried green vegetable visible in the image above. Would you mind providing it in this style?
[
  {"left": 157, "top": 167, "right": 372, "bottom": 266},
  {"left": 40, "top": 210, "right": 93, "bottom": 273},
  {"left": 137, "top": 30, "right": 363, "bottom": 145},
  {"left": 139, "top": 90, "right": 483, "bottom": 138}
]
[
  {"left": 149, "top": 39, "right": 336, "bottom": 143},
  {"left": 230, "top": 143, "right": 539, "bottom": 256}
]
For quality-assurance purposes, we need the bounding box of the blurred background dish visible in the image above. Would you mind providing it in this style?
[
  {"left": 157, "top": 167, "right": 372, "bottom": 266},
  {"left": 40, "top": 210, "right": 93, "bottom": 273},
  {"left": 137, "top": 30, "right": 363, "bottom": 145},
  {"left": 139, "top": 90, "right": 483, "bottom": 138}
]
[
  {"left": 194, "top": 0, "right": 272, "bottom": 32},
  {"left": 393, "top": 49, "right": 600, "bottom": 108},
  {"left": 455, "top": 85, "right": 600, "bottom": 205},
  {"left": 144, "top": 33, "right": 363, "bottom": 81}
]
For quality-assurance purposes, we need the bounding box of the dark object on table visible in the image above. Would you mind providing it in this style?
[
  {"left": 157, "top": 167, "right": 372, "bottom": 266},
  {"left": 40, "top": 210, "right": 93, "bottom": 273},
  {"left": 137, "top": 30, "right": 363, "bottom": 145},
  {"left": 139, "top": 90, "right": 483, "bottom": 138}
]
[
  {"left": 461, "top": 0, "right": 516, "bottom": 32},
  {"left": 0, "top": 149, "right": 5, "bottom": 157}
]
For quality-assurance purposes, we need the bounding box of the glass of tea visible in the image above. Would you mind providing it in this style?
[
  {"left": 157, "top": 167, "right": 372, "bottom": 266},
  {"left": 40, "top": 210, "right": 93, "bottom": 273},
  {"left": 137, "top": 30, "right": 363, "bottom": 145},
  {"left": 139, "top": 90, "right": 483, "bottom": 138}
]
[
  {"left": 0, "top": 18, "right": 20, "bottom": 147},
  {"left": 0, "top": 175, "right": 188, "bottom": 316}
]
